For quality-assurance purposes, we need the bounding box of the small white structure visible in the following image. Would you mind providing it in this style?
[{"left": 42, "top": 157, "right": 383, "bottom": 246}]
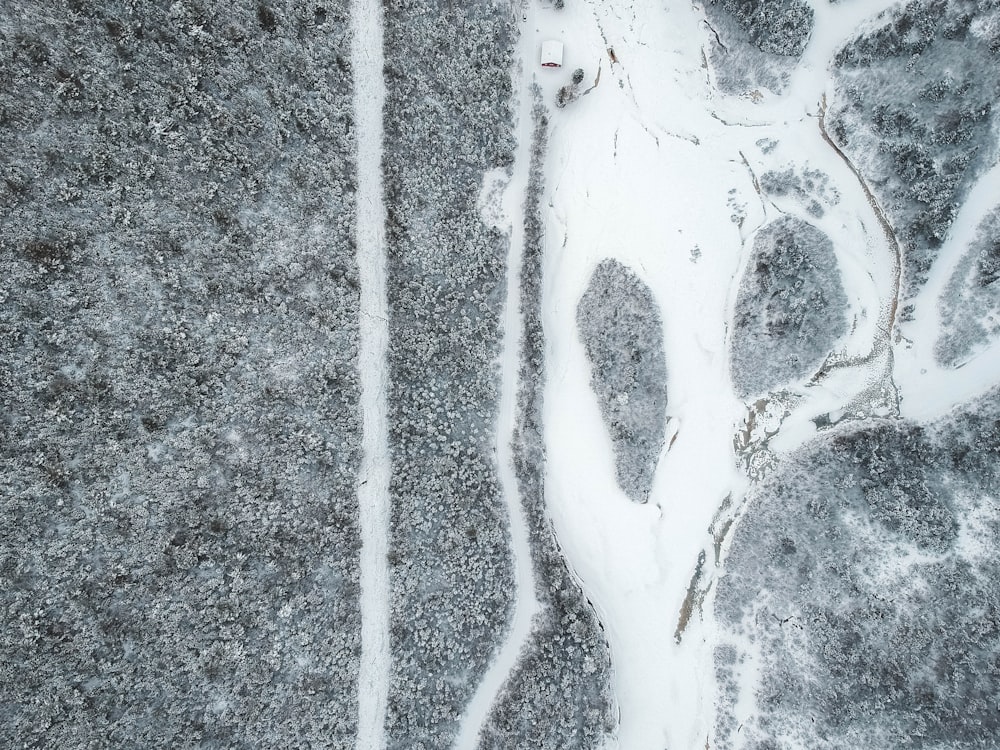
[{"left": 540, "top": 40, "right": 564, "bottom": 68}]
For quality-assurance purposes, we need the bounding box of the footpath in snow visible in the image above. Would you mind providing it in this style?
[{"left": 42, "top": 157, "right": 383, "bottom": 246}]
[
  {"left": 352, "top": 0, "right": 390, "bottom": 747},
  {"left": 454, "top": 5, "right": 543, "bottom": 747},
  {"left": 894, "top": 160, "right": 1000, "bottom": 422}
]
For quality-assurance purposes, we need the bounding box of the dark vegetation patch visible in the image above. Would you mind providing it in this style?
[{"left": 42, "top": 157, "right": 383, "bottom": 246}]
[
  {"left": 0, "top": 1, "right": 362, "bottom": 747},
  {"left": 729, "top": 216, "right": 848, "bottom": 398},
  {"left": 758, "top": 166, "right": 840, "bottom": 219},
  {"left": 380, "top": 2, "right": 519, "bottom": 747},
  {"left": 708, "top": 0, "right": 814, "bottom": 55},
  {"left": 577, "top": 259, "right": 669, "bottom": 503},
  {"left": 714, "top": 391, "right": 1000, "bottom": 748},
  {"left": 701, "top": 0, "right": 814, "bottom": 94},
  {"left": 829, "top": 0, "right": 1000, "bottom": 292}
]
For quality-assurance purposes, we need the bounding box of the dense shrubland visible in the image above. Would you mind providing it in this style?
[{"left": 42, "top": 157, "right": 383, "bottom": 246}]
[
  {"left": 936, "top": 207, "right": 1000, "bottom": 366},
  {"left": 707, "top": 0, "right": 814, "bottom": 55},
  {"left": 478, "top": 93, "right": 617, "bottom": 750},
  {"left": 1, "top": 1, "right": 362, "bottom": 746},
  {"left": 577, "top": 260, "right": 669, "bottom": 503},
  {"left": 729, "top": 216, "right": 848, "bottom": 398},
  {"left": 380, "top": 2, "right": 520, "bottom": 747},
  {"left": 829, "top": 0, "right": 1000, "bottom": 291},
  {"left": 701, "top": 0, "right": 814, "bottom": 94},
  {"left": 714, "top": 391, "right": 1000, "bottom": 748},
  {"left": 758, "top": 165, "right": 840, "bottom": 219}
]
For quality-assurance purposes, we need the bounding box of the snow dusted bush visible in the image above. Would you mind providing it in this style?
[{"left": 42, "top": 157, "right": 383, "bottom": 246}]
[
  {"left": 729, "top": 216, "right": 848, "bottom": 399},
  {"left": 701, "top": 0, "right": 813, "bottom": 94},
  {"left": 935, "top": 207, "right": 1000, "bottom": 366},
  {"left": 556, "top": 68, "right": 586, "bottom": 108},
  {"left": 479, "top": 92, "right": 616, "bottom": 750},
  {"left": 1, "top": 1, "right": 362, "bottom": 746},
  {"left": 758, "top": 166, "right": 839, "bottom": 218},
  {"left": 708, "top": 0, "right": 814, "bottom": 55},
  {"left": 577, "top": 260, "right": 669, "bottom": 503},
  {"left": 829, "top": 0, "right": 1000, "bottom": 291},
  {"left": 714, "top": 392, "right": 1000, "bottom": 749},
  {"left": 381, "top": 2, "right": 521, "bottom": 747}
]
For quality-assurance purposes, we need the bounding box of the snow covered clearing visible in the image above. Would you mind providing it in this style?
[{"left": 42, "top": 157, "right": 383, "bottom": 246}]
[
  {"left": 454, "top": 10, "right": 542, "bottom": 747},
  {"left": 521, "top": 0, "right": 948, "bottom": 746},
  {"left": 352, "top": 0, "right": 390, "bottom": 746}
]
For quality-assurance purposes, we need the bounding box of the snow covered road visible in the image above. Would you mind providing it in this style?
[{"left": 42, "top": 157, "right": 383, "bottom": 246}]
[{"left": 352, "top": 0, "right": 390, "bottom": 746}]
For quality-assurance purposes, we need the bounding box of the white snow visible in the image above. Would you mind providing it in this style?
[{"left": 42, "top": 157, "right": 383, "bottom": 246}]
[
  {"left": 352, "top": 0, "right": 391, "bottom": 746},
  {"left": 454, "top": 8, "right": 542, "bottom": 745}
]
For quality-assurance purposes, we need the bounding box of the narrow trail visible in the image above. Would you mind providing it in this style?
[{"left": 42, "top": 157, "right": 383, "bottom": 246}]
[
  {"left": 453, "top": 11, "right": 541, "bottom": 748},
  {"left": 352, "top": 0, "right": 390, "bottom": 747},
  {"left": 813, "top": 94, "right": 901, "bottom": 379}
]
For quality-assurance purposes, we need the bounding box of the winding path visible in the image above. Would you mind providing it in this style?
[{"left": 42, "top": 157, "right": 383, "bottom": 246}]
[
  {"left": 453, "top": 10, "right": 541, "bottom": 748},
  {"left": 352, "top": 0, "right": 390, "bottom": 747}
]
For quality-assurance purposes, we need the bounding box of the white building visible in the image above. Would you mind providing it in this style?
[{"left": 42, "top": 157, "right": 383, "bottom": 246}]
[{"left": 541, "top": 40, "right": 564, "bottom": 68}]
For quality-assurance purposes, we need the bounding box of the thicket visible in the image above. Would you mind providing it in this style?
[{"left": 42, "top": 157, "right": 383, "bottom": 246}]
[
  {"left": 829, "top": 0, "right": 1000, "bottom": 291},
  {"left": 477, "top": 91, "right": 617, "bottom": 750},
  {"left": 935, "top": 207, "right": 1000, "bottom": 366},
  {"left": 729, "top": 216, "right": 848, "bottom": 398},
  {"left": 1, "top": 1, "right": 362, "bottom": 747},
  {"left": 577, "top": 260, "right": 669, "bottom": 503},
  {"left": 758, "top": 166, "right": 840, "bottom": 218},
  {"left": 714, "top": 392, "right": 1000, "bottom": 748},
  {"left": 702, "top": 0, "right": 813, "bottom": 94},
  {"left": 707, "top": 0, "right": 814, "bottom": 56},
  {"left": 380, "top": 2, "right": 519, "bottom": 747}
]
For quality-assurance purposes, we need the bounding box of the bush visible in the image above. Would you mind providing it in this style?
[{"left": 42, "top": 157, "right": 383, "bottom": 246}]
[
  {"left": 0, "top": 1, "right": 364, "bottom": 746},
  {"left": 829, "top": 0, "right": 1000, "bottom": 291},
  {"left": 702, "top": 0, "right": 813, "bottom": 94},
  {"left": 729, "top": 216, "right": 847, "bottom": 398},
  {"left": 934, "top": 207, "right": 1000, "bottom": 366},
  {"left": 708, "top": 0, "right": 814, "bottom": 56},
  {"left": 380, "top": 2, "right": 520, "bottom": 747}
]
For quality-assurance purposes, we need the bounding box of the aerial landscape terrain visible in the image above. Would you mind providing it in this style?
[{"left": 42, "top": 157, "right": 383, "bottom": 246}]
[{"left": 1, "top": 0, "right": 998, "bottom": 748}]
